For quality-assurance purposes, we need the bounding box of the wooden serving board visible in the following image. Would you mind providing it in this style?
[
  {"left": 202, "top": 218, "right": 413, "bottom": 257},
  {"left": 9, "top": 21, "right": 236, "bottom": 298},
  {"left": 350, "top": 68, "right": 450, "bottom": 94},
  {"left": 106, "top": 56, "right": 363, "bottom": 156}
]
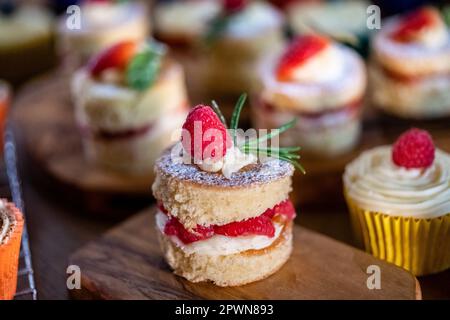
[
  {"left": 69, "top": 207, "right": 421, "bottom": 300},
  {"left": 11, "top": 69, "right": 450, "bottom": 208}
]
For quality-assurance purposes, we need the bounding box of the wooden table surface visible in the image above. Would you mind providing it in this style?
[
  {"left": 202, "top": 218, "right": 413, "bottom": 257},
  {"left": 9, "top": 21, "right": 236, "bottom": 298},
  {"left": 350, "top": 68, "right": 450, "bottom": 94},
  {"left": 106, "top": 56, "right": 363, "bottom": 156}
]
[{"left": 12, "top": 153, "right": 450, "bottom": 300}]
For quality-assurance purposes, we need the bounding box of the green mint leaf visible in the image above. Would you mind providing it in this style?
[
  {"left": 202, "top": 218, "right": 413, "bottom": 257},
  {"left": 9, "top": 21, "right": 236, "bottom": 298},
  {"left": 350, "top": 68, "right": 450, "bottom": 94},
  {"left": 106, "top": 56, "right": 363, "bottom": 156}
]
[{"left": 126, "top": 43, "right": 165, "bottom": 91}]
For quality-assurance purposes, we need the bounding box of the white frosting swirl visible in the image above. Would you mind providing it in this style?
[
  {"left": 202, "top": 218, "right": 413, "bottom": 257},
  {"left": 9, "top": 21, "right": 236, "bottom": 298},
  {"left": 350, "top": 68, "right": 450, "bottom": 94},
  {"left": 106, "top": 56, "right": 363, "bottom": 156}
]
[
  {"left": 0, "top": 200, "right": 13, "bottom": 244},
  {"left": 344, "top": 146, "right": 450, "bottom": 218},
  {"left": 156, "top": 210, "right": 283, "bottom": 256}
]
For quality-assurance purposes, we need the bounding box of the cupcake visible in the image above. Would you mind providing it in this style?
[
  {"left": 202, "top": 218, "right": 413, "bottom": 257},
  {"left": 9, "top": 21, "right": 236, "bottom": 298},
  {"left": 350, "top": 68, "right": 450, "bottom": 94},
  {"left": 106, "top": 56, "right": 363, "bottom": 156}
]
[
  {"left": 0, "top": 200, "right": 24, "bottom": 300},
  {"left": 72, "top": 40, "right": 189, "bottom": 177},
  {"left": 253, "top": 34, "right": 367, "bottom": 157},
  {"left": 57, "top": 0, "right": 149, "bottom": 67},
  {"left": 344, "top": 129, "right": 450, "bottom": 276},
  {"left": 152, "top": 95, "right": 303, "bottom": 286},
  {"left": 370, "top": 7, "right": 450, "bottom": 119},
  {"left": 0, "top": 3, "right": 55, "bottom": 85},
  {"left": 204, "top": 0, "right": 285, "bottom": 97}
]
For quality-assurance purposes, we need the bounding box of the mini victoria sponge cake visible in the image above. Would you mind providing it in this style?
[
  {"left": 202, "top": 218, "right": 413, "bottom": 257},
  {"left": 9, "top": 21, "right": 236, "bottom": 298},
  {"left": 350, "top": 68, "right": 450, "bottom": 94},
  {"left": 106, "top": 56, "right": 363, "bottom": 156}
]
[
  {"left": 72, "top": 41, "right": 188, "bottom": 176},
  {"left": 0, "top": 200, "right": 24, "bottom": 300},
  {"left": 254, "top": 34, "right": 366, "bottom": 157},
  {"left": 153, "top": 151, "right": 294, "bottom": 286},
  {"left": 370, "top": 7, "right": 450, "bottom": 119},
  {"left": 57, "top": 1, "right": 149, "bottom": 65},
  {"left": 152, "top": 100, "right": 300, "bottom": 286}
]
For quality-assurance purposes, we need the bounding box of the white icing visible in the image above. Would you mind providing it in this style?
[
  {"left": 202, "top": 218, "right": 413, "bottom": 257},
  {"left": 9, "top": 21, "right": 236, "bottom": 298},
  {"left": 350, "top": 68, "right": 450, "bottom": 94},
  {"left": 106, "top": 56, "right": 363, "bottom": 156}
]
[
  {"left": 79, "top": 2, "right": 141, "bottom": 29},
  {"left": 156, "top": 210, "right": 282, "bottom": 256},
  {"left": 289, "top": 44, "right": 344, "bottom": 83},
  {"left": 198, "top": 146, "right": 257, "bottom": 179},
  {"left": 344, "top": 146, "right": 450, "bottom": 218},
  {"left": 224, "top": 2, "right": 283, "bottom": 38},
  {"left": 375, "top": 17, "right": 450, "bottom": 59}
]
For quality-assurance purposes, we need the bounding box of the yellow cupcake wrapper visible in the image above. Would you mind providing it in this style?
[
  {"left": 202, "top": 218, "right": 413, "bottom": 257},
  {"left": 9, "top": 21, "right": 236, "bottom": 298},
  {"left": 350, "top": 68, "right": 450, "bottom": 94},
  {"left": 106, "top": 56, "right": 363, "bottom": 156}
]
[{"left": 345, "top": 192, "right": 450, "bottom": 276}]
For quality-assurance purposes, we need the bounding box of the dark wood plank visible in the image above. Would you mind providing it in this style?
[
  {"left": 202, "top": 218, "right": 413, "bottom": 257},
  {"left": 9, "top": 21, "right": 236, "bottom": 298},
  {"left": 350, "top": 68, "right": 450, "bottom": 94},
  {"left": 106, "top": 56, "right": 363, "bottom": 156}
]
[{"left": 70, "top": 207, "right": 420, "bottom": 300}]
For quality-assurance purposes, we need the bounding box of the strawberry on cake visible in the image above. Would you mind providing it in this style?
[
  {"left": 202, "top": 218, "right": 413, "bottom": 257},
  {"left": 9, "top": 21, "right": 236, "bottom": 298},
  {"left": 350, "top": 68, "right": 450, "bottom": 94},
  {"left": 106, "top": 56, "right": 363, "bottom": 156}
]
[
  {"left": 152, "top": 95, "right": 303, "bottom": 286},
  {"left": 370, "top": 7, "right": 450, "bottom": 119},
  {"left": 72, "top": 40, "right": 189, "bottom": 178},
  {"left": 253, "top": 34, "right": 367, "bottom": 157}
]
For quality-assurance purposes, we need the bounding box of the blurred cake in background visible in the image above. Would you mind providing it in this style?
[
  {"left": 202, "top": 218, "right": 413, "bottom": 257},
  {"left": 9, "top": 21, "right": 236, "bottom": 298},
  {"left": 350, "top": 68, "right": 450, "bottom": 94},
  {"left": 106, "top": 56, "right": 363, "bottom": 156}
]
[
  {"left": 57, "top": 0, "right": 149, "bottom": 67},
  {"left": 0, "top": 2, "right": 55, "bottom": 85},
  {"left": 154, "top": 0, "right": 285, "bottom": 100},
  {"left": 153, "top": 0, "right": 221, "bottom": 97},
  {"left": 253, "top": 34, "right": 366, "bottom": 157},
  {"left": 71, "top": 40, "right": 189, "bottom": 178},
  {"left": 287, "top": 0, "right": 371, "bottom": 56},
  {"left": 370, "top": 6, "right": 450, "bottom": 119},
  {"left": 204, "top": 0, "right": 285, "bottom": 97}
]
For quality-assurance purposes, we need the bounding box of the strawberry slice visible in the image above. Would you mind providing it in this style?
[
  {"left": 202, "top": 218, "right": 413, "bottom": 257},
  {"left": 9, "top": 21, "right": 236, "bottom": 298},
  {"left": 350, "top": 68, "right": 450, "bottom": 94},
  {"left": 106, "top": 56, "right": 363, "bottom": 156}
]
[
  {"left": 181, "top": 105, "right": 232, "bottom": 162},
  {"left": 214, "top": 215, "right": 275, "bottom": 237},
  {"left": 160, "top": 200, "right": 296, "bottom": 243},
  {"left": 276, "top": 34, "right": 329, "bottom": 81},
  {"left": 391, "top": 7, "right": 441, "bottom": 42},
  {"left": 264, "top": 199, "right": 296, "bottom": 220},
  {"left": 88, "top": 40, "right": 138, "bottom": 77},
  {"left": 164, "top": 217, "right": 214, "bottom": 244}
]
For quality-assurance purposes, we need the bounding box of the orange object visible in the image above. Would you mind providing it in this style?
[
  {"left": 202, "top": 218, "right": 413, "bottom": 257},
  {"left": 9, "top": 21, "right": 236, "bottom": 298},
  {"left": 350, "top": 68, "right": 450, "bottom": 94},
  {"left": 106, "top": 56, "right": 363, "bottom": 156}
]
[
  {"left": 0, "top": 81, "right": 9, "bottom": 150},
  {"left": 0, "top": 201, "right": 24, "bottom": 300}
]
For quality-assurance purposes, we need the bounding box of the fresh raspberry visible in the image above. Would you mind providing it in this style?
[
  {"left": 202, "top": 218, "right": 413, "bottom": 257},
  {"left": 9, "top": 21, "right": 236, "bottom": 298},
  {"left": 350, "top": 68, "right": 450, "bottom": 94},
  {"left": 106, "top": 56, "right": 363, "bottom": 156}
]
[
  {"left": 276, "top": 34, "right": 329, "bottom": 81},
  {"left": 164, "top": 217, "right": 214, "bottom": 244},
  {"left": 88, "top": 40, "right": 138, "bottom": 76},
  {"left": 223, "top": 0, "right": 247, "bottom": 14},
  {"left": 264, "top": 199, "right": 296, "bottom": 220},
  {"left": 214, "top": 215, "right": 275, "bottom": 237},
  {"left": 391, "top": 7, "right": 440, "bottom": 42},
  {"left": 268, "top": 0, "right": 296, "bottom": 9},
  {"left": 392, "top": 128, "right": 435, "bottom": 169},
  {"left": 181, "top": 105, "right": 231, "bottom": 161}
]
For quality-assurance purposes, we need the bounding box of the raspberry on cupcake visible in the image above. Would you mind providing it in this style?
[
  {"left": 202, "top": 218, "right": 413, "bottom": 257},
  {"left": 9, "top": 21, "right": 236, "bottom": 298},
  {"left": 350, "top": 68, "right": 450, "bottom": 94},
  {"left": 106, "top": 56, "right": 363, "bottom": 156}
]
[
  {"left": 344, "top": 128, "right": 450, "bottom": 275},
  {"left": 152, "top": 94, "right": 303, "bottom": 286},
  {"left": 71, "top": 40, "right": 189, "bottom": 178},
  {"left": 253, "top": 33, "right": 367, "bottom": 157},
  {"left": 370, "top": 6, "right": 450, "bottom": 119}
]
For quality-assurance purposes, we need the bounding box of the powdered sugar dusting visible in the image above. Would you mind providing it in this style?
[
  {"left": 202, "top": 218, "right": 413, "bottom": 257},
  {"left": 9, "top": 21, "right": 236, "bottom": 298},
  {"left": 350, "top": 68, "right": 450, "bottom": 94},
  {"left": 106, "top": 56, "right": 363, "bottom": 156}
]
[{"left": 155, "top": 149, "right": 294, "bottom": 187}]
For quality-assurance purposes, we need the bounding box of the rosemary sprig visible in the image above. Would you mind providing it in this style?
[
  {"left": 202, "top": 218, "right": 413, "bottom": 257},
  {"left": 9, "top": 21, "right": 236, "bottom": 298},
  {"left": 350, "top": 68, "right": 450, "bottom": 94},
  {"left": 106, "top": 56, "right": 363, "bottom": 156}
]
[
  {"left": 211, "top": 100, "right": 227, "bottom": 126},
  {"left": 230, "top": 93, "right": 247, "bottom": 146},
  {"left": 214, "top": 93, "right": 305, "bottom": 174},
  {"left": 244, "top": 119, "right": 297, "bottom": 147}
]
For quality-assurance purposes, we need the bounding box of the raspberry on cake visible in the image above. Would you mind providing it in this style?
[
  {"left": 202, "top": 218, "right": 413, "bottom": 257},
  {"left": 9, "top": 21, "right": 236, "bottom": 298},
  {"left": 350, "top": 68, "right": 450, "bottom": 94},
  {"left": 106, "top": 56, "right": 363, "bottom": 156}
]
[
  {"left": 71, "top": 40, "right": 189, "bottom": 178},
  {"left": 370, "top": 6, "right": 450, "bottom": 119},
  {"left": 152, "top": 94, "right": 303, "bottom": 286},
  {"left": 253, "top": 33, "right": 367, "bottom": 157}
]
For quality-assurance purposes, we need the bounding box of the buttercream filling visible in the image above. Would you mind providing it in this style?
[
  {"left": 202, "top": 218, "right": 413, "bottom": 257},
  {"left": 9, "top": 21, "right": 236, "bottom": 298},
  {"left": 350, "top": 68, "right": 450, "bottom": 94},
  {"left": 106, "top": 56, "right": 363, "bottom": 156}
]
[
  {"left": 344, "top": 146, "right": 450, "bottom": 218},
  {"left": 156, "top": 210, "right": 284, "bottom": 256}
]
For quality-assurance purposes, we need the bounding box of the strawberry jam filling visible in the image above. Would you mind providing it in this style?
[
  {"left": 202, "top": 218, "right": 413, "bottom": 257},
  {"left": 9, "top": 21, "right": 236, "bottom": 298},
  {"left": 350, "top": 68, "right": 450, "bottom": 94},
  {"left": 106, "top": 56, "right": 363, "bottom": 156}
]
[{"left": 159, "top": 200, "right": 296, "bottom": 244}]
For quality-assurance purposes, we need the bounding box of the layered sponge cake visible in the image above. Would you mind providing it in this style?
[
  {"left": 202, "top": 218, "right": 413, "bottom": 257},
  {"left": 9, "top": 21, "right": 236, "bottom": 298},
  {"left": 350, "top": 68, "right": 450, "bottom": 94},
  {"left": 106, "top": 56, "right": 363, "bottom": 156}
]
[
  {"left": 72, "top": 40, "right": 188, "bottom": 177},
  {"left": 152, "top": 95, "right": 302, "bottom": 286}
]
